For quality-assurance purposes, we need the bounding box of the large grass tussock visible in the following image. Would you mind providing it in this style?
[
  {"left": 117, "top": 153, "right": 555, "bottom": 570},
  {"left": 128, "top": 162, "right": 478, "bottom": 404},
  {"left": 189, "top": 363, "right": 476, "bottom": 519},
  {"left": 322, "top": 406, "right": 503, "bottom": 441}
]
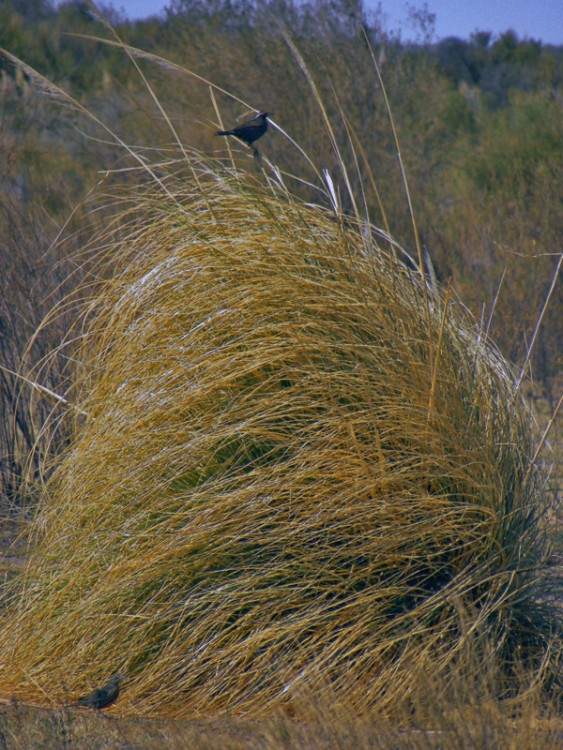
[{"left": 0, "top": 165, "right": 556, "bottom": 717}]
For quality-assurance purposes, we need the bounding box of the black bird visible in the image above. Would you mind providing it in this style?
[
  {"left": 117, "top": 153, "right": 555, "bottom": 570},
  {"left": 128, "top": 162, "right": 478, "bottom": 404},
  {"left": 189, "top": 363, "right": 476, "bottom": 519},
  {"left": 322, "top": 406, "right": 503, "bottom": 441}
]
[
  {"left": 216, "top": 112, "right": 271, "bottom": 155},
  {"left": 68, "top": 674, "right": 125, "bottom": 710}
]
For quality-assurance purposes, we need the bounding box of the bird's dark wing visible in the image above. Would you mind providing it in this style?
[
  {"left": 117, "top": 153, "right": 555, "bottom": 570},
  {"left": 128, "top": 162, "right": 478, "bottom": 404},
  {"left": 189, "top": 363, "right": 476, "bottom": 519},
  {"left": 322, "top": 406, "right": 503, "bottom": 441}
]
[{"left": 76, "top": 687, "right": 103, "bottom": 706}]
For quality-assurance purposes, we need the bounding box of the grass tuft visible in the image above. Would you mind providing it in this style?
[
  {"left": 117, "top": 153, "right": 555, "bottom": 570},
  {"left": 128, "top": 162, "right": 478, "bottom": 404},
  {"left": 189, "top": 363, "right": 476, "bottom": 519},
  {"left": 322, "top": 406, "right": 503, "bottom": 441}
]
[{"left": 0, "top": 159, "right": 557, "bottom": 719}]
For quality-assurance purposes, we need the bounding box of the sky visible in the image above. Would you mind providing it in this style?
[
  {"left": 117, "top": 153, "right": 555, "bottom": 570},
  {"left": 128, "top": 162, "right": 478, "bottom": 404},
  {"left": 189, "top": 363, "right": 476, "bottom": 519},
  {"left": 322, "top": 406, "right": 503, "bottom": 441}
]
[{"left": 108, "top": 0, "right": 563, "bottom": 45}]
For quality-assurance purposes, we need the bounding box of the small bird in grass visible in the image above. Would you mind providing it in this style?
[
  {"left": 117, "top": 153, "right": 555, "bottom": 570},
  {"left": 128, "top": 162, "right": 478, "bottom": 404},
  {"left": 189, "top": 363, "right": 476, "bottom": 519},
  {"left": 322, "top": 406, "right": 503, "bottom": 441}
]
[
  {"left": 68, "top": 674, "right": 125, "bottom": 710},
  {"left": 216, "top": 112, "right": 272, "bottom": 157}
]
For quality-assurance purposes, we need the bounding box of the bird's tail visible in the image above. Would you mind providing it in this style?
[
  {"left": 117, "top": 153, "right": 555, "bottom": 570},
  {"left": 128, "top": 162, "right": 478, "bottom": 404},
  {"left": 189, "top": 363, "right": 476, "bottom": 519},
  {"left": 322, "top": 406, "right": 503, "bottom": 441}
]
[{"left": 215, "top": 130, "right": 233, "bottom": 136}]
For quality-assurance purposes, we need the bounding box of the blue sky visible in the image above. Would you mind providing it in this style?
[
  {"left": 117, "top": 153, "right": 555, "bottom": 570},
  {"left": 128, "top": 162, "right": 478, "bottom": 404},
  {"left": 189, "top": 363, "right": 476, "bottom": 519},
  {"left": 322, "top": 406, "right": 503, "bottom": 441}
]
[{"left": 108, "top": 0, "right": 562, "bottom": 45}]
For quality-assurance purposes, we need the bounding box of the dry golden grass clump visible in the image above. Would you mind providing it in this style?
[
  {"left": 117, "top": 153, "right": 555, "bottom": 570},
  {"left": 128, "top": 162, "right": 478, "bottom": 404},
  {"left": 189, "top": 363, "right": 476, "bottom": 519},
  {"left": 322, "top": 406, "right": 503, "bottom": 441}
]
[{"left": 0, "top": 165, "right": 557, "bottom": 718}]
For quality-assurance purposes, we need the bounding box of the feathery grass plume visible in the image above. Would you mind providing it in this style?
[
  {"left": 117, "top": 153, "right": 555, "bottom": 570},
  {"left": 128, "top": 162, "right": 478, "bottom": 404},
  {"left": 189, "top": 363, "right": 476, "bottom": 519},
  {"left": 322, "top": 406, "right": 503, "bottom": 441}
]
[{"left": 0, "top": 156, "right": 557, "bottom": 718}]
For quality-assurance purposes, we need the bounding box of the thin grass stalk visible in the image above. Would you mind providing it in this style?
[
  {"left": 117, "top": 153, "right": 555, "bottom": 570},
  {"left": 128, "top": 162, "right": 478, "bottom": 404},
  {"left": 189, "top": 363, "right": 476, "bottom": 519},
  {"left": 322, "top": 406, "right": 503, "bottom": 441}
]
[
  {"left": 427, "top": 282, "right": 452, "bottom": 426},
  {"left": 278, "top": 25, "right": 360, "bottom": 221},
  {"left": 514, "top": 252, "right": 562, "bottom": 393}
]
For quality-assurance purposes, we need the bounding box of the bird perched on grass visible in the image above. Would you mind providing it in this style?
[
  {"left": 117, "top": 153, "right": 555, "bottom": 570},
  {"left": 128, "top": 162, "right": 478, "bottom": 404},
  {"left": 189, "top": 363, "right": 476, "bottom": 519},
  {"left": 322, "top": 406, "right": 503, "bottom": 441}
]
[
  {"left": 68, "top": 674, "right": 125, "bottom": 710},
  {"left": 216, "top": 112, "right": 272, "bottom": 157}
]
